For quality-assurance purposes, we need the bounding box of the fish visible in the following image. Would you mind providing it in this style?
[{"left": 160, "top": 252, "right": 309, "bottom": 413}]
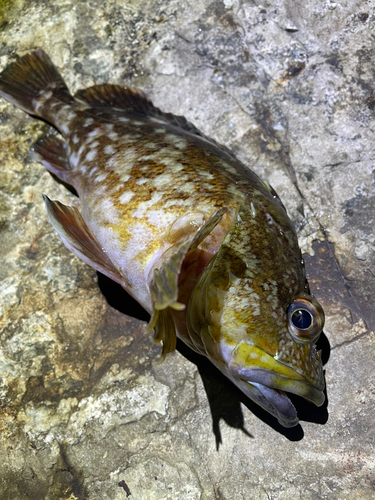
[{"left": 0, "top": 49, "right": 325, "bottom": 428}]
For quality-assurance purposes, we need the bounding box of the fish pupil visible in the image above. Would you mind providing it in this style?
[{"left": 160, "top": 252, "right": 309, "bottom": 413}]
[{"left": 291, "top": 309, "right": 312, "bottom": 330}]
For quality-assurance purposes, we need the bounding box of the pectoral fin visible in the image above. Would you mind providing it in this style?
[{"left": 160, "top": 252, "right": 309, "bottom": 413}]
[
  {"left": 148, "top": 207, "right": 227, "bottom": 359},
  {"left": 31, "top": 136, "right": 72, "bottom": 185},
  {"left": 43, "top": 195, "right": 129, "bottom": 288}
]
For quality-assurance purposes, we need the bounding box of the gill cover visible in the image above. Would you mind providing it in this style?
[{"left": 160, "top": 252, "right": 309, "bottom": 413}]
[{"left": 148, "top": 207, "right": 227, "bottom": 359}]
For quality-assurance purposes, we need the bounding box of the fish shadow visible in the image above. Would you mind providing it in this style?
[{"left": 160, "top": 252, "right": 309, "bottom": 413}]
[
  {"left": 178, "top": 338, "right": 330, "bottom": 447},
  {"left": 97, "top": 272, "right": 150, "bottom": 323},
  {"left": 98, "top": 272, "right": 330, "bottom": 446}
]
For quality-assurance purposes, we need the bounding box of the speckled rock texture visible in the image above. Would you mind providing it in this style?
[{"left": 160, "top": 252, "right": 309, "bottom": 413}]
[{"left": 0, "top": 1, "right": 374, "bottom": 499}]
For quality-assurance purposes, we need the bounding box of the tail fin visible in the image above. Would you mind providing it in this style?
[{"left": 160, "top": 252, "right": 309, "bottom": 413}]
[{"left": 0, "top": 49, "right": 73, "bottom": 118}]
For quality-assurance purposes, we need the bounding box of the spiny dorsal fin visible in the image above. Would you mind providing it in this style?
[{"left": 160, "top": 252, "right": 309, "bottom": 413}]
[
  {"left": 43, "top": 195, "right": 130, "bottom": 289},
  {"left": 74, "top": 83, "right": 218, "bottom": 142},
  {"left": 147, "top": 207, "right": 227, "bottom": 360},
  {"left": 74, "top": 84, "right": 150, "bottom": 111}
]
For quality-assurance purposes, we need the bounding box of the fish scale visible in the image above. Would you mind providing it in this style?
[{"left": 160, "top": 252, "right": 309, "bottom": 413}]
[{"left": 0, "top": 49, "right": 326, "bottom": 427}]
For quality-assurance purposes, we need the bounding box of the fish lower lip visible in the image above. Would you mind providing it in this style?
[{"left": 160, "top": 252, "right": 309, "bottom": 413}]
[
  {"left": 244, "top": 368, "right": 325, "bottom": 407},
  {"left": 228, "top": 365, "right": 325, "bottom": 427},
  {"left": 247, "top": 382, "right": 299, "bottom": 427}
]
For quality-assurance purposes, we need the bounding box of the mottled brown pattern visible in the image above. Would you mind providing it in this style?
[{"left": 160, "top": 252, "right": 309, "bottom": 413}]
[
  {"left": 53, "top": 98, "right": 325, "bottom": 419},
  {"left": 0, "top": 49, "right": 325, "bottom": 427},
  {"left": 61, "top": 103, "right": 323, "bottom": 399}
]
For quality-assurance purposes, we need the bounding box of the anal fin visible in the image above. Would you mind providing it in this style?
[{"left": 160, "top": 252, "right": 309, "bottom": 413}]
[
  {"left": 43, "top": 195, "right": 129, "bottom": 289},
  {"left": 31, "top": 136, "right": 72, "bottom": 185},
  {"left": 148, "top": 207, "right": 227, "bottom": 359}
]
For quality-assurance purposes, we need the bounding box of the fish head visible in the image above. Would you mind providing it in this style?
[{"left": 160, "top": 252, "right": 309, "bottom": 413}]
[
  {"left": 222, "top": 292, "right": 325, "bottom": 428},
  {"left": 191, "top": 277, "right": 325, "bottom": 427},
  {"left": 187, "top": 205, "right": 326, "bottom": 428}
]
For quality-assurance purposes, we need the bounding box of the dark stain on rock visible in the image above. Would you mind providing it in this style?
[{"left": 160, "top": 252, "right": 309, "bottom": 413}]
[
  {"left": 219, "top": 12, "right": 241, "bottom": 30},
  {"left": 0, "top": 468, "right": 49, "bottom": 500},
  {"left": 194, "top": 5, "right": 261, "bottom": 90},
  {"left": 301, "top": 170, "right": 314, "bottom": 182},
  {"left": 118, "top": 480, "right": 132, "bottom": 497},
  {"left": 22, "top": 374, "right": 84, "bottom": 406},
  {"left": 358, "top": 12, "right": 369, "bottom": 22},
  {"left": 325, "top": 55, "right": 342, "bottom": 72},
  {"left": 283, "top": 61, "right": 306, "bottom": 80},
  {"left": 252, "top": 105, "right": 282, "bottom": 158},
  {"left": 243, "top": 49, "right": 250, "bottom": 62},
  {"left": 250, "top": 102, "right": 304, "bottom": 196},
  {"left": 23, "top": 237, "right": 41, "bottom": 260},
  {"left": 22, "top": 376, "right": 46, "bottom": 405},
  {"left": 14, "top": 280, "right": 156, "bottom": 415},
  {"left": 49, "top": 442, "right": 88, "bottom": 500},
  {"left": 87, "top": 305, "right": 159, "bottom": 392},
  {"left": 303, "top": 239, "right": 375, "bottom": 331},
  {"left": 341, "top": 189, "right": 375, "bottom": 236},
  {"left": 0, "top": 110, "right": 11, "bottom": 122},
  {"left": 213, "top": 486, "right": 226, "bottom": 500},
  {"left": 285, "top": 27, "right": 299, "bottom": 33},
  {"left": 203, "top": 0, "right": 227, "bottom": 22},
  {"left": 195, "top": 26, "right": 257, "bottom": 87}
]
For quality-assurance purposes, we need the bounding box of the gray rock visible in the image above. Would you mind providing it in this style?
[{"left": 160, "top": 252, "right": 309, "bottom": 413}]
[{"left": 0, "top": 0, "right": 374, "bottom": 499}]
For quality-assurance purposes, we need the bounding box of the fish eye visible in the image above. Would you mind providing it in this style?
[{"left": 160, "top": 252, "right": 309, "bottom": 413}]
[
  {"left": 287, "top": 293, "right": 325, "bottom": 342},
  {"left": 291, "top": 308, "right": 312, "bottom": 329}
]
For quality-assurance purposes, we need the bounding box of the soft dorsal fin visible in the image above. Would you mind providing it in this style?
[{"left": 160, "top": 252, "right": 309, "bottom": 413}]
[
  {"left": 43, "top": 195, "right": 130, "bottom": 289},
  {"left": 147, "top": 207, "right": 227, "bottom": 360},
  {"left": 74, "top": 83, "right": 218, "bottom": 142}
]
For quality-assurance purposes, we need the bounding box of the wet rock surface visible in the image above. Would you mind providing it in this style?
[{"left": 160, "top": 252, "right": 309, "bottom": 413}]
[{"left": 0, "top": 1, "right": 374, "bottom": 499}]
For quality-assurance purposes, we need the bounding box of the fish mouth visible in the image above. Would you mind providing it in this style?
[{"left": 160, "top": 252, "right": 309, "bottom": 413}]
[
  {"left": 226, "top": 341, "right": 325, "bottom": 428},
  {"left": 235, "top": 380, "right": 301, "bottom": 427},
  {"left": 232, "top": 376, "right": 324, "bottom": 428}
]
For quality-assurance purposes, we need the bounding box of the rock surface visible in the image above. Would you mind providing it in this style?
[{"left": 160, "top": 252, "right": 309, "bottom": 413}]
[{"left": 0, "top": 0, "right": 374, "bottom": 499}]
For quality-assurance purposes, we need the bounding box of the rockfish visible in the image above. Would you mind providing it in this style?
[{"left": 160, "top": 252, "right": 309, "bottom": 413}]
[{"left": 0, "top": 49, "right": 325, "bottom": 427}]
